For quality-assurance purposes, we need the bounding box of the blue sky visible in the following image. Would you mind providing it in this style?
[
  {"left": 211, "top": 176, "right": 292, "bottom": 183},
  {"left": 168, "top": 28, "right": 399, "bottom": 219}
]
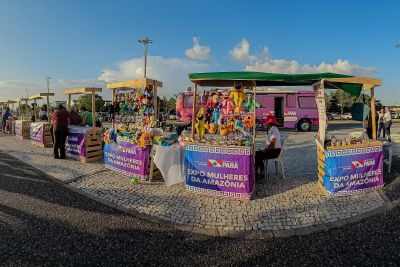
[{"left": 0, "top": 0, "right": 399, "bottom": 104}]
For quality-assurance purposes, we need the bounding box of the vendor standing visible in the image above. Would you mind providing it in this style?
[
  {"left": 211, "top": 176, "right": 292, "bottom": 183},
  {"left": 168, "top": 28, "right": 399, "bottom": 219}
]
[
  {"left": 52, "top": 104, "right": 70, "bottom": 159},
  {"left": 255, "top": 115, "right": 282, "bottom": 177},
  {"left": 80, "top": 107, "right": 101, "bottom": 127}
]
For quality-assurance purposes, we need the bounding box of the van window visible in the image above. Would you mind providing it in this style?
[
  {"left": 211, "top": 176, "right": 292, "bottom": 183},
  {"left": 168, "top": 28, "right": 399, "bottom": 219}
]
[
  {"left": 287, "top": 95, "right": 296, "bottom": 108},
  {"left": 298, "top": 96, "right": 316, "bottom": 109}
]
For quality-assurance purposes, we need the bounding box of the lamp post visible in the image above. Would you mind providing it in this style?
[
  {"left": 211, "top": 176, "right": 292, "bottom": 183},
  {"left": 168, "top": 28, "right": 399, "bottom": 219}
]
[
  {"left": 46, "top": 77, "right": 51, "bottom": 94},
  {"left": 138, "top": 37, "right": 153, "bottom": 78}
]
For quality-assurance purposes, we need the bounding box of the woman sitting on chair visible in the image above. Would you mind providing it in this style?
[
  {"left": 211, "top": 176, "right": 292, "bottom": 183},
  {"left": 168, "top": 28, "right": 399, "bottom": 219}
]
[{"left": 255, "top": 115, "right": 281, "bottom": 178}]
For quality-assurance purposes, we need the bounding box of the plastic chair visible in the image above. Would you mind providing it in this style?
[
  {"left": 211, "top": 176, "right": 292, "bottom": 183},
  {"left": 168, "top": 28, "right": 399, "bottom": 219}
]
[{"left": 263, "top": 137, "right": 286, "bottom": 183}]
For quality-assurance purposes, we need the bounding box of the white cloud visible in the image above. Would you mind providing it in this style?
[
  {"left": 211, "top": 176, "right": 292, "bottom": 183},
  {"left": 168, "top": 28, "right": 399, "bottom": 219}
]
[
  {"left": 185, "top": 37, "right": 211, "bottom": 60},
  {"left": 98, "top": 55, "right": 210, "bottom": 96},
  {"left": 230, "top": 38, "right": 376, "bottom": 76}
]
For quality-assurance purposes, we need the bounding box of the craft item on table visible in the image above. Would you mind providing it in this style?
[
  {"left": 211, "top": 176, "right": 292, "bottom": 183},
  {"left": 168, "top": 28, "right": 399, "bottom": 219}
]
[
  {"left": 243, "top": 114, "right": 255, "bottom": 129},
  {"left": 221, "top": 91, "right": 234, "bottom": 115},
  {"left": 104, "top": 128, "right": 117, "bottom": 143},
  {"left": 206, "top": 106, "right": 213, "bottom": 124},
  {"left": 210, "top": 92, "right": 221, "bottom": 109},
  {"left": 227, "top": 115, "right": 236, "bottom": 133},
  {"left": 178, "top": 130, "right": 190, "bottom": 147},
  {"left": 234, "top": 117, "right": 243, "bottom": 129},
  {"left": 195, "top": 107, "right": 207, "bottom": 140},
  {"left": 230, "top": 83, "right": 245, "bottom": 114},
  {"left": 219, "top": 124, "right": 229, "bottom": 137},
  {"left": 153, "top": 135, "right": 165, "bottom": 145},
  {"left": 117, "top": 124, "right": 127, "bottom": 133},
  {"left": 207, "top": 123, "right": 217, "bottom": 134},
  {"left": 139, "top": 132, "right": 153, "bottom": 148}
]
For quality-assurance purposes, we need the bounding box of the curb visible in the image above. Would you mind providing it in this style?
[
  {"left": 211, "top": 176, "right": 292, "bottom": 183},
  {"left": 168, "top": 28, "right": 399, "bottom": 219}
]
[{"left": 2, "top": 149, "right": 400, "bottom": 240}]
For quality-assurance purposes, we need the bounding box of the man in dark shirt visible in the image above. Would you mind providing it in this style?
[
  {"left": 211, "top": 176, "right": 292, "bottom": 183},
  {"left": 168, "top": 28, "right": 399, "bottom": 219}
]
[
  {"left": 2, "top": 107, "right": 12, "bottom": 132},
  {"left": 52, "top": 104, "right": 71, "bottom": 159}
]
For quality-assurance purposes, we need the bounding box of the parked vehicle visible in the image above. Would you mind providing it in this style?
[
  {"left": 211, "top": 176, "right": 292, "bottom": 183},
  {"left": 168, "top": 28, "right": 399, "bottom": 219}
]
[
  {"left": 341, "top": 113, "right": 352, "bottom": 120},
  {"left": 391, "top": 112, "right": 400, "bottom": 119},
  {"left": 175, "top": 88, "right": 319, "bottom": 131},
  {"left": 326, "top": 112, "right": 334, "bottom": 120}
]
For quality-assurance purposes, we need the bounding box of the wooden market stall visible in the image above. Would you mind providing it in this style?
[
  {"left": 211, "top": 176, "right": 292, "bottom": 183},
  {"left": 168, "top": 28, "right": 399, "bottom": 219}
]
[
  {"left": 185, "top": 71, "right": 385, "bottom": 199},
  {"left": 14, "top": 97, "right": 31, "bottom": 139},
  {"left": 62, "top": 87, "right": 103, "bottom": 163},
  {"left": 28, "top": 92, "right": 54, "bottom": 147},
  {"left": 104, "top": 78, "right": 163, "bottom": 180}
]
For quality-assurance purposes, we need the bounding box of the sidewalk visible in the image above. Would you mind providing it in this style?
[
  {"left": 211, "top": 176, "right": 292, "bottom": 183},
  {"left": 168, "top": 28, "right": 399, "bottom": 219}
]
[{"left": 0, "top": 133, "right": 397, "bottom": 239}]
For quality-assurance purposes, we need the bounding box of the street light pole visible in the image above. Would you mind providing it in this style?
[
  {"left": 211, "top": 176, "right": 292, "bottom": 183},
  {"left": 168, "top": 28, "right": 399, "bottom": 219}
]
[
  {"left": 138, "top": 37, "right": 153, "bottom": 78},
  {"left": 46, "top": 77, "right": 51, "bottom": 94}
]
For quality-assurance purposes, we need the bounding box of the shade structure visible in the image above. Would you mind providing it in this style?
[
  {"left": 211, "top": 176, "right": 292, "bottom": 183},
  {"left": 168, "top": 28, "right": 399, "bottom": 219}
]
[{"left": 189, "top": 72, "right": 381, "bottom": 97}]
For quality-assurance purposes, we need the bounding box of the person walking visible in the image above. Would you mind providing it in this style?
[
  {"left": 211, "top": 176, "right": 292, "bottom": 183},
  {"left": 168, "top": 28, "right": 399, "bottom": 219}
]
[
  {"left": 52, "top": 104, "right": 71, "bottom": 159},
  {"left": 383, "top": 106, "right": 392, "bottom": 142},
  {"left": 377, "top": 108, "right": 385, "bottom": 139}
]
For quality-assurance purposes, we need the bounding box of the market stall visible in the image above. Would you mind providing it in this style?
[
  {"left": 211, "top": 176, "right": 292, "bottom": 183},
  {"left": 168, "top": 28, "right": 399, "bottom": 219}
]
[
  {"left": 28, "top": 93, "right": 54, "bottom": 147},
  {"left": 104, "top": 78, "right": 167, "bottom": 181},
  {"left": 313, "top": 77, "right": 384, "bottom": 196},
  {"left": 185, "top": 72, "right": 258, "bottom": 199},
  {"left": 63, "top": 87, "right": 103, "bottom": 163},
  {"left": 14, "top": 97, "right": 31, "bottom": 139},
  {"left": 185, "top": 72, "right": 384, "bottom": 198}
]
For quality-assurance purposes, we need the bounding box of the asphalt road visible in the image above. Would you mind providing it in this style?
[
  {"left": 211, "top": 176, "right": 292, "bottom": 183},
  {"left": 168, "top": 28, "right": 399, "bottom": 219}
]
[{"left": 1, "top": 125, "right": 400, "bottom": 266}]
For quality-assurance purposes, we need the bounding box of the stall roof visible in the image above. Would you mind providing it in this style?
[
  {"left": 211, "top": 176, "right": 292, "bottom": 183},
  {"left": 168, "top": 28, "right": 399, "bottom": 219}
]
[
  {"left": 106, "top": 78, "right": 162, "bottom": 91},
  {"left": 62, "top": 87, "right": 102, "bottom": 95},
  {"left": 15, "top": 98, "right": 29, "bottom": 102},
  {"left": 189, "top": 72, "right": 381, "bottom": 96},
  {"left": 28, "top": 92, "right": 55, "bottom": 100},
  {"left": 7, "top": 100, "right": 17, "bottom": 104}
]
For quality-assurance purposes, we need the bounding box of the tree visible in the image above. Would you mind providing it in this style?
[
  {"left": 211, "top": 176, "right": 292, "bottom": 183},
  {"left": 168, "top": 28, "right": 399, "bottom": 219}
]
[
  {"left": 77, "top": 94, "right": 105, "bottom": 112},
  {"left": 330, "top": 90, "right": 356, "bottom": 117},
  {"left": 166, "top": 95, "right": 177, "bottom": 115}
]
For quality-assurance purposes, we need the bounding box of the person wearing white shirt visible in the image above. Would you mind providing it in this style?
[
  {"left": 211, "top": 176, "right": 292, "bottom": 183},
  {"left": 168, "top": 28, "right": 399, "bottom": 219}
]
[
  {"left": 383, "top": 106, "right": 392, "bottom": 142},
  {"left": 255, "top": 115, "right": 281, "bottom": 177}
]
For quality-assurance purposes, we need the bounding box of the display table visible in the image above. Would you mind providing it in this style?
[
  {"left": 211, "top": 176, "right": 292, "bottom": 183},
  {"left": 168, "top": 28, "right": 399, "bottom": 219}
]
[
  {"left": 184, "top": 143, "right": 255, "bottom": 199},
  {"left": 104, "top": 138, "right": 150, "bottom": 180},
  {"left": 30, "top": 122, "right": 53, "bottom": 147},
  {"left": 152, "top": 144, "right": 185, "bottom": 186},
  {"left": 317, "top": 140, "right": 384, "bottom": 196},
  {"left": 15, "top": 120, "right": 31, "bottom": 139},
  {"left": 66, "top": 126, "right": 102, "bottom": 163}
]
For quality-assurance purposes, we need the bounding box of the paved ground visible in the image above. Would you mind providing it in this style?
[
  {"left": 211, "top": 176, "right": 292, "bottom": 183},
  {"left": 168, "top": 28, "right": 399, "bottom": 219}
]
[
  {"left": 1, "top": 122, "right": 397, "bottom": 237},
  {"left": 1, "top": 150, "right": 400, "bottom": 266}
]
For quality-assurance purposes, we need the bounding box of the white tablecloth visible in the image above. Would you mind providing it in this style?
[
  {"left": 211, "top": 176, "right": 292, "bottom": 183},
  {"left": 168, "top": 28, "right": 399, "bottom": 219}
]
[{"left": 153, "top": 145, "right": 185, "bottom": 186}]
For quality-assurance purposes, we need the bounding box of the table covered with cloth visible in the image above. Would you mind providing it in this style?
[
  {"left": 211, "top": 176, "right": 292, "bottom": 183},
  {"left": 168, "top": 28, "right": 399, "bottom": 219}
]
[{"left": 153, "top": 144, "right": 185, "bottom": 186}]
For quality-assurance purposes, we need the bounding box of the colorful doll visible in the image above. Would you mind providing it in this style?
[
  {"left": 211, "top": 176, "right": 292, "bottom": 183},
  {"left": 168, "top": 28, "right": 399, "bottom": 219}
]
[
  {"left": 143, "top": 85, "right": 154, "bottom": 99},
  {"left": 207, "top": 123, "right": 217, "bottom": 134},
  {"left": 212, "top": 103, "right": 221, "bottom": 127},
  {"left": 221, "top": 91, "right": 234, "bottom": 115},
  {"left": 243, "top": 114, "right": 255, "bottom": 129},
  {"left": 227, "top": 115, "right": 236, "bottom": 133},
  {"left": 139, "top": 132, "right": 153, "bottom": 148},
  {"left": 230, "top": 83, "right": 245, "bottom": 114},
  {"left": 195, "top": 107, "right": 207, "bottom": 140},
  {"left": 219, "top": 124, "right": 229, "bottom": 137},
  {"left": 243, "top": 94, "right": 261, "bottom": 113}
]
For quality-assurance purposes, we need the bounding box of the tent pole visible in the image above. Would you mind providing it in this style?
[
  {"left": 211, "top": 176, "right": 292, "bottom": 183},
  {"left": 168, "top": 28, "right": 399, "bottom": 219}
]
[
  {"left": 370, "top": 87, "right": 376, "bottom": 140},
  {"left": 46, "top": 96, "right": 50, "bottom": 123},
  {"left": 112, "top": 89, "right": 115, "bottom": 128},
  {"left": 91, "top": 91, "right": 96, "bottom": 129},
  {"left": 252, "top": 81, "right": 257, "bottom": 148},
  {"left": 191, "top": 83, "right": 198, "bottom": 140},
  {"left": 68, "top": 94, "right": 72, "bottom": 111}
]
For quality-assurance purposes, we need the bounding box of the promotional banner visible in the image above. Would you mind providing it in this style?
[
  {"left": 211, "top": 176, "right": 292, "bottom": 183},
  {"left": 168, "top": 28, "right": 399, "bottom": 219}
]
[
  {"left": 104, "top": 137, "right": 150, "bottom": 180},
  {"left": 15, "top": 120, "right": 23, "bottom": 137},
  {"left": 323, "top": 145, "right": 384, "bottom": 195},
  {"left": 185, "top": 144, "right": 254, "bottom": 199},
  {"left": 30, "top": 123, "right": 44, "bottom": 144},
  {"left": 66, "top": 126, "right": 87, "bottom": 158}
]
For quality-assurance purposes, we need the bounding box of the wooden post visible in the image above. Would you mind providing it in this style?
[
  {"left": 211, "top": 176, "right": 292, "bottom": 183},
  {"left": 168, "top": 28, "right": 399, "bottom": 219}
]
[
  {"left": 18, "top": 100, "right": 21, "bottom": 119},
  {"left": 68, "top": 94, "right": 72, "bottom": 111},
  {"left": 252, "top": 81, "right": 257, "bottom": 148},
  {"left": 370, "top": 87, "right": 377, "bottom": 140},
  {"left": 191, "top": 83, "right": 198, "bottom": 140},
  {"left": 34, "top": 99, "right": 37, "bottom": 121},
  {"left": 46, "top": 96, "right": 50, "bottom": 123},
  {"left": 153, "top": 82, "right": 158, "bottom": 120},
  {"left": 112, "top": 89, "right": 115, "bottom": 128},
  {"left": 91, "top": 91, "right": 96, "bottom": 129}
]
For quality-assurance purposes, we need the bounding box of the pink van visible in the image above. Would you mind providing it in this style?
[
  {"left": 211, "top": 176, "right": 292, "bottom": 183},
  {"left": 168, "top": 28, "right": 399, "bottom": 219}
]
[{"left": 176, "top": 89, "right": 318, "bottom": 131}]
